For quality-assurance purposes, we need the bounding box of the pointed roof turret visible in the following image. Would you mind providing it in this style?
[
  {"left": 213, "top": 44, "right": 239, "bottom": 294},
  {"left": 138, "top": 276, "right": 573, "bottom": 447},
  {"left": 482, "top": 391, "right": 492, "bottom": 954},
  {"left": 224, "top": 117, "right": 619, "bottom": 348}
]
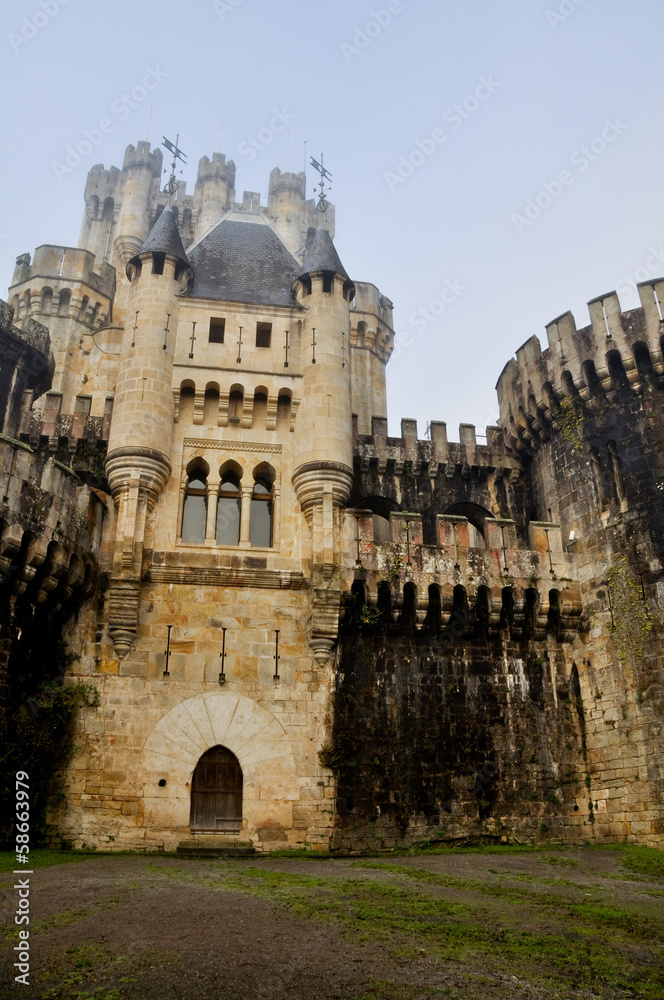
[
  {"left": 127, "top": 207, "right": 191, "bottom": 276},
  {"left": 298, "top": 227, "right": 349, "bottom": 280}
]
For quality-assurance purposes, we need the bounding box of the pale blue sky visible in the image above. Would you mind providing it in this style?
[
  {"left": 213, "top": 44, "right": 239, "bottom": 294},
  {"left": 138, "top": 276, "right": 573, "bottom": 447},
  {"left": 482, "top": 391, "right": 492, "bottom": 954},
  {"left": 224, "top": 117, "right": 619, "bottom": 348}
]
[{"left": 2, "top": 0, "right": 663, "bottom": 440}]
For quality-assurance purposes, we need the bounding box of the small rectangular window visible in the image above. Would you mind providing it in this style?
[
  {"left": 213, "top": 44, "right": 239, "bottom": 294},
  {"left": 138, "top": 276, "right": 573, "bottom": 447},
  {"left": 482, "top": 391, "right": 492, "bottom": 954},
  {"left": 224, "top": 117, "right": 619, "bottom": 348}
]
[
  {"left": 256, "top": 322, "right": 272, "bottom": 348},
  {"left": 152, "top": 252, "right": 165, "bottom": 275},
  {"left": 209, "top": 318, "right": 225, "bottom": 343}
]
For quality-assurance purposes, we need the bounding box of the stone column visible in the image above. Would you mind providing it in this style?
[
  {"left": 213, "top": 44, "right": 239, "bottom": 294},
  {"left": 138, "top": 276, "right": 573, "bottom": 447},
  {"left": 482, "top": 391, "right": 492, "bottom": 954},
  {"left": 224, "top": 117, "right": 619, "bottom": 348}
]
[
  {"left": 206, "top": 483, "right": 219, "bottom": 542},
  {"left": 239, "top": 485, "right": 253, "bottom": 545}
]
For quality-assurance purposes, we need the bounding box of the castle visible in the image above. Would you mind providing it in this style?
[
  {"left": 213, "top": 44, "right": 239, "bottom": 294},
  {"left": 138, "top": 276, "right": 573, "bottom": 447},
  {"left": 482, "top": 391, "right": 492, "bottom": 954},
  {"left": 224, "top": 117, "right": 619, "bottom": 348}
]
[{"left": 0, "top": 137, "right": 662, "bottom": 852}]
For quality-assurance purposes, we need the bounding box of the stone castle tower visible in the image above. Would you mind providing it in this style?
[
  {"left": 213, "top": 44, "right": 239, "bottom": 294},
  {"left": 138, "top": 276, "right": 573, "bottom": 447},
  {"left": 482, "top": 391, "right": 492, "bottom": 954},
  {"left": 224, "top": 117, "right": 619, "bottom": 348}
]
[{"left": 0, "top": 137, "right": 662, "bottom": 852}]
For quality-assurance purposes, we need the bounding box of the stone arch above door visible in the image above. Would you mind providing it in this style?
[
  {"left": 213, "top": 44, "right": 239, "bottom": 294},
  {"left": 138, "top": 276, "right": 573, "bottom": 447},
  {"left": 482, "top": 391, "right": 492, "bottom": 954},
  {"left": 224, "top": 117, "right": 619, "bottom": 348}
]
[{"left": 140, "top": 693, "right": 300, "bottom": 837}]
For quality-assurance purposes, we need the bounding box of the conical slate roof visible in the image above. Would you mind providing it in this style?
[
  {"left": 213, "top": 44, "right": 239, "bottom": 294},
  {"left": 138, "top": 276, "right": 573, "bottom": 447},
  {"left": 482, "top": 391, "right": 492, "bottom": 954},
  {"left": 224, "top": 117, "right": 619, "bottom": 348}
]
[
  {"left": 129, "top": 207, "right": 191, "bottom": 271},
  {"left": 298, "top": 228, "right": 349, "bottom": 280}
]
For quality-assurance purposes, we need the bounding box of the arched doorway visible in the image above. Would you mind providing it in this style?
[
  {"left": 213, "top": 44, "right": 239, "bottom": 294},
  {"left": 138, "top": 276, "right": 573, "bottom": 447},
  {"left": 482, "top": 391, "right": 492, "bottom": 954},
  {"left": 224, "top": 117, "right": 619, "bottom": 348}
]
[{"left": 190, "top": 746, "right": 243, "bottom": 833}]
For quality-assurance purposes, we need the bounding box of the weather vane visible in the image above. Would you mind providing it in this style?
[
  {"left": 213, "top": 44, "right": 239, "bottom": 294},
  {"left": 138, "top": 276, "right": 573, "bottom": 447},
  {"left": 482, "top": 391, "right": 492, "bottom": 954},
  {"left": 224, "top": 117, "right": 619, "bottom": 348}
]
[
  {"left": 162, "top": 134, "right": 187, "bottom": 200},
  {"left": 310, "top": 153, "right": 332, "bottom": 213}
]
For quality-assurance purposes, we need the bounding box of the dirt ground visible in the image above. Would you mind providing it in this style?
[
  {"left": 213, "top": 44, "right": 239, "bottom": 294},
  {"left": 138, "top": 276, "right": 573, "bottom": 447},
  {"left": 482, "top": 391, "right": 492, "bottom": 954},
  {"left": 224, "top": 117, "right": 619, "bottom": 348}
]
[{"left": 1, "top": 847, "right": 662, "bottom": 1000}]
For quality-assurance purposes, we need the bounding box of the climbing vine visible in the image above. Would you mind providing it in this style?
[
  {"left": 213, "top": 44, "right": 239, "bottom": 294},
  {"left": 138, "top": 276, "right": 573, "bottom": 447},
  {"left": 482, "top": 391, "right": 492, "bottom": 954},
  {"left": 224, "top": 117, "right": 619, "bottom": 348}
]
[
  {"left": 389, "top": 555, "right": 402, "bottom": 580},
  {"left": 359, "top": 604, "right": 383, "bottom": 631},
  {"left": 558, "top": 396, "right": 585, "bottom": 453},
  {"left": 607, "top": 557, "right": 653, "bottom": 662}
]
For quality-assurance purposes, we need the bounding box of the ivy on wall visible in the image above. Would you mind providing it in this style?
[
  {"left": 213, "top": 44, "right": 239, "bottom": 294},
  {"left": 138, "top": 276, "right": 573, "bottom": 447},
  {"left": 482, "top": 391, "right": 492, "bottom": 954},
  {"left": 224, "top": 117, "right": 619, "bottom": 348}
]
[
  {"left": 558, "top": 396, "right": 585, "bottom": 454},
  {"left": 607, "top": 557, "right": 653, "bottom": 662}
]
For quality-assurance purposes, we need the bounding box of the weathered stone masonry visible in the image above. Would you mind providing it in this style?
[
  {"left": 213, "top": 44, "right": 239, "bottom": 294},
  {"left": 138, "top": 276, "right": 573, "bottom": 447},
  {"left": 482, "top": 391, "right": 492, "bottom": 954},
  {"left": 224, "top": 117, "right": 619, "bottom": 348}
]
[{"left": 0, "top": 136, "right": 662, "bottom": 851}]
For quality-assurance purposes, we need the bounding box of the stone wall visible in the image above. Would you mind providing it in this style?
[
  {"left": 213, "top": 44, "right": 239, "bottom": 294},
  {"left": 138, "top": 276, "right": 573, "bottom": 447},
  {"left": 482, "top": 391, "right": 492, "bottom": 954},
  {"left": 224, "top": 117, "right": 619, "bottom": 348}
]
[
  {"left": 331, "top": 627, "right": 590, "bottom": 850},
  {"left": 50, "top": 579, "right": 336, "bottom": 852},
  {"left": 497, "top": 287, "right": 664, "bottom": 846}
]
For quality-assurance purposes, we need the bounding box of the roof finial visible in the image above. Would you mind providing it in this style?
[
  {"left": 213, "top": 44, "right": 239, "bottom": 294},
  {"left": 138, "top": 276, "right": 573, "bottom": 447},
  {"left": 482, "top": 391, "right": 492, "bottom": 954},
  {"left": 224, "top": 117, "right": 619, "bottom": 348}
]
[
  {"left": 310, "top": 153, "right": 332, "bottom": 213},
  {"left": 162, "top": 134, "right": 187, "bottom": 202}
]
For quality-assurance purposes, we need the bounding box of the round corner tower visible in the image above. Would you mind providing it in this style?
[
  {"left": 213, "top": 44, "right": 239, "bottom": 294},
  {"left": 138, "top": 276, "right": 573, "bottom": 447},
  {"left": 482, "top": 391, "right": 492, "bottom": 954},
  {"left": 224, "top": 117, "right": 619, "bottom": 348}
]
[{"left": 105, "top": 207, "right": 193, "bottom": 655}]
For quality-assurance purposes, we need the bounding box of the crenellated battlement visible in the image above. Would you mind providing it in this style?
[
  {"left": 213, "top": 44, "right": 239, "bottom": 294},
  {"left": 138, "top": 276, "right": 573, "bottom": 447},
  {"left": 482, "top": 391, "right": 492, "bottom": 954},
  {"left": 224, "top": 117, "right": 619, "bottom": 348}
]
[
  {"left": 268, "top": 167, "right": 305, "bottom": 200},
  {"left": 352, "top": 282, "right": 394, "bottom": 324},
  {"left": 19, "top": 389, "right": 112, "bottom": 456},
  {"left": 8, "top": 247, "right": 115, "bottom": 346},
  {"left": 350, "top": 282, "right": 394, "bottom": 362},
  {"left": 341, "top": 508, "right": 582, "bottom": 641},
  {"left": 11, "top": 245, "right": 116, "bottom": 301},
  {"left": 196, "top": 152, "right": 236, "bottom": 186},
  {"left": 496, "top": 281, "right": 664, "bottom": 455},
  {"left": 354, "top": 416, "right": 520, "bottom": 475},
  {"left": 122, "top": 141, "right": 163, "bottom": 176}
]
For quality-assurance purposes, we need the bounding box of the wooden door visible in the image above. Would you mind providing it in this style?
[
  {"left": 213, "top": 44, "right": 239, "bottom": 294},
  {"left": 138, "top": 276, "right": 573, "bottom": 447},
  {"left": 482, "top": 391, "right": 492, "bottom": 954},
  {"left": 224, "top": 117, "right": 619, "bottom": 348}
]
[{"left": 190, "top": 745, "right": 243, "bottom": 833}]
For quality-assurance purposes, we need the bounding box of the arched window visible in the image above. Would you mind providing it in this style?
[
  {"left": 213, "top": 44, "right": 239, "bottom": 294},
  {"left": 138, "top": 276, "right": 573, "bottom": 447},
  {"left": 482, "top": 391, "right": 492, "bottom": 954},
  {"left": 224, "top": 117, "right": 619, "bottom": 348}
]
[
  {"left": 181, "top": 469, "right": 207, "bottom": 542},
  {"left": 276, "top": 391, "right": 292, "bottom": 425},
  {"left": 190, "top": 746, "right": 242, "bottom": 833},
  {"left": 228, "top": 388, "right": 243, "bottom": 423},
  {"left": 250, "top": 475, "right": 273, "bottom": 547},
  {"left": 58, "top": 289, "right": 71, "bottom": 316},
  {"left": 216, "top": 470, "right": 241, "bottom": 545}
]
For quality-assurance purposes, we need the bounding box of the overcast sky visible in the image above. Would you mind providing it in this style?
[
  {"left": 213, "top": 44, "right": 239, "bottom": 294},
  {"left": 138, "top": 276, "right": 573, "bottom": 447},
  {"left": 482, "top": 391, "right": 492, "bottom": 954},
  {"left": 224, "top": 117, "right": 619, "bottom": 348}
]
[{"left": 2, "top": 0, "right": 663, "bottom": 441}]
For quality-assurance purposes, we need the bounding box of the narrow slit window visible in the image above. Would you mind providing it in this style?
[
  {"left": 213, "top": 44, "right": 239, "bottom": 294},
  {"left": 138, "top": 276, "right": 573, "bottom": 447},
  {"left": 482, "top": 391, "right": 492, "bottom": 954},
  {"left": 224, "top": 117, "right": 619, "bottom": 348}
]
[
  {"left": 209, "top": 318, "right": 225, "bottom": 343},
  {"left": 152, "top": 252, "right": 165, "bottom": 275},
  {"left": 256, "top": 322, "right": 272, "bottom": 348}
]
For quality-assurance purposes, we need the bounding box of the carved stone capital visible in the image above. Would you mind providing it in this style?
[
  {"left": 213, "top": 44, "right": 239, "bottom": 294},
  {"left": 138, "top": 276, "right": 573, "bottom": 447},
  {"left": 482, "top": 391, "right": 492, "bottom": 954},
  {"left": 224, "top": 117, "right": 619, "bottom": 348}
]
[
  {"left": 105, "top": 447, "right": 172, "bottom": 508},
  {"left": 108, "top": 577, "right": 141, "bottom": 658},
  {"left": 292, "top": 461, "right": 353, "bottom": 515}
]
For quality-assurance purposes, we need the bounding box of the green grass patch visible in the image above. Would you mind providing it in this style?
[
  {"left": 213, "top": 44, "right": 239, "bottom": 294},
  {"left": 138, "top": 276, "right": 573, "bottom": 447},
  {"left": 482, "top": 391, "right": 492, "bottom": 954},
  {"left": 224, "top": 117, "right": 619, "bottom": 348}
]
[
  {"left": 0, "top": 849, "right": 108, "bottom": 872},
  {"left": 619, "top": 846, "right": 664, "bottom": 880},
  {"left": 147, "top": 857, "right": 664, "bottom": 998},
  {"left": 0, "top": 848, "right": 178, "bottom": 872},
  {"left": 40, "top": 945, "right": 174, "bottom": 999},
  {"left": 538, "top": 854, "right": 579, "bottom": 867}
]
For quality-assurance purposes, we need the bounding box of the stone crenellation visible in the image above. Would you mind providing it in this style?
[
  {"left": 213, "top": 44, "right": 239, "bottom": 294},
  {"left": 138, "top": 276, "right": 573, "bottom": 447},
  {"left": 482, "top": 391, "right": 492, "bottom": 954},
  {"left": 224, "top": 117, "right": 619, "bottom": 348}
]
[
  {"left": 355, "top": 417, "right": 518, "bottom": 475},
  {"left": 497, "top": 282, "right": 664, "bottom": 456}
]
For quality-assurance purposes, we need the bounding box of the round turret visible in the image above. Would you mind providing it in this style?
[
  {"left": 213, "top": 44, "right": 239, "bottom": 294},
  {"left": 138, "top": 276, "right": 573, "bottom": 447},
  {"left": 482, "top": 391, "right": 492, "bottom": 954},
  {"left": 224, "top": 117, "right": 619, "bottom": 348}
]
[
  {"left": 267, "top": 168, "right": 307, "bottom": 254},
  {"left": 112, "top": 142, "right": 163, "bottom": 267},
  {"left": 291, "top": 228, "right": 355, "bottom": 516},
  {"left": 192, "top": 153, "right": 235, "bottom": 240},
  {"left": 105, "top": 208, "right": 192, "bottom": 505}
]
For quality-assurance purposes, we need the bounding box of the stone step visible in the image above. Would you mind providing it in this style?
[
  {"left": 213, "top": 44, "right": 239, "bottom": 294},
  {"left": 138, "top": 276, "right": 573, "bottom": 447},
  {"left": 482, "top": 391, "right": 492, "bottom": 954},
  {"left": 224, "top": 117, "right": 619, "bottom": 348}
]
[{"left": 176, "top": 838, "right": 256, "bottom": 859}]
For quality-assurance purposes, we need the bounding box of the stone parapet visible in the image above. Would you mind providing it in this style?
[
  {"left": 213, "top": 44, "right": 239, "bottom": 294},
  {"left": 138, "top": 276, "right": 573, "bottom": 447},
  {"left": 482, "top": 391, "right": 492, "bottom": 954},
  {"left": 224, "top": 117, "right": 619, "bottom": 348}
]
[
  {"left": 342, "top": 509, "right": 582, "bottom": 641},
  {"left": 355, "top": 417, "right": 519, "bottom": 475},
  {"left": 496, "top": 283, "right": 664, "bottom": 456}
]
